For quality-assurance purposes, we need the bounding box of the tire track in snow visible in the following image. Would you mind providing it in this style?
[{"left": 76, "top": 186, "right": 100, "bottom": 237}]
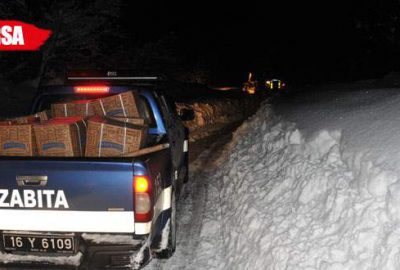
[{"left": 146, "top": 131, "right": 234, "bottom": 269}]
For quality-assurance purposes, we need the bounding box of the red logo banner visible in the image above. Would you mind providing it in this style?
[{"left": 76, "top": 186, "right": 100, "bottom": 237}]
[{"left": 0, "top": 20, "right": 52, "bottom": 51}]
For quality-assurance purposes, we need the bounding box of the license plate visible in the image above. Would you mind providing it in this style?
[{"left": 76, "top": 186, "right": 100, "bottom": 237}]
[{"left": 2, "top": 233, "right": 75, "bottom": 254}]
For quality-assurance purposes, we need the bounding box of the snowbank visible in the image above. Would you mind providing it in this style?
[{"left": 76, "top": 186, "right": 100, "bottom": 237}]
[
  {"left": 176, "top": 98, "right": 259, "bottom": 141},
  {"left": 195, "top": 90, "right": 400, "bottom": 269}
]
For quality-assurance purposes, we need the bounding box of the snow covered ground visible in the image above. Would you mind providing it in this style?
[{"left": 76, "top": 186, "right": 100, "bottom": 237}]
[{"left": 148, "top": 84, "right": 400, "bottom": 270}]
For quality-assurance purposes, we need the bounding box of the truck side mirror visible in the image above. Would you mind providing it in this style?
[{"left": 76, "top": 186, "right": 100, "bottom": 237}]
[{"left": 178, "top": 108, "right": 195, "bottom": 121}]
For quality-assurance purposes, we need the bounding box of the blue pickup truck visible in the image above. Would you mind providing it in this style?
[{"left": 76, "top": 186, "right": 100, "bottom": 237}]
[{"left": 0, "top": 78, "right": 192, "bottom": 269}]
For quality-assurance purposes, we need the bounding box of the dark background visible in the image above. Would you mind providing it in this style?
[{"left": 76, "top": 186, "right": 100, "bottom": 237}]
[{"left": 0, "top": 0, "right": 399, "bottom": 87}]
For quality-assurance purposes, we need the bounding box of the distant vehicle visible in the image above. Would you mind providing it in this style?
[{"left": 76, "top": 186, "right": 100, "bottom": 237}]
[
  {"left": 0, "top": 71, "right": 194, "bottom": 269},
  {"left": 266, "top": 79, "right": 286, "bottom": 91},
  {"left": 242, "top": 72, "right": 257, "bottom": 95}
]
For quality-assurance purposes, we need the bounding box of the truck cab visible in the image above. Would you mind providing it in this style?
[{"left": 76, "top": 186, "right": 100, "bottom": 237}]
[{"left": 0, "top": 75, "right": 191, "bottom": 269}]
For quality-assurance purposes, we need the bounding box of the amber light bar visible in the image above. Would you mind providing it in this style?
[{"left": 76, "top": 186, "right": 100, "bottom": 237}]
[{"left": 74, "top": 86, "right": 110, "bottom": 94}]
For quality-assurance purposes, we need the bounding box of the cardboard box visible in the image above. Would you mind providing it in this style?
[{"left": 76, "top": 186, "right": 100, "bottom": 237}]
[
  {"left": 91, "top": 91, "right": 141, "bottom": 117},
  {"left": 85, "top": 116, "right": 147, "bottom": 157},
  {"left": 0, "top": 124, "right": 37, "bottom": 156},
  {"left": 0, "top": 120, "right": 12, "bottom": 125},
  {"left": 34, "top": 117, "right": 86, "bottom": 157},
  {"left": 108, "top": 117, "right": 146, "bottom": 126},
  {"left": 52, "top": 100, "right": 94, "bottom": 117},
  {"left": 9, "top": 110, "right": 51, "bottom": 124}
]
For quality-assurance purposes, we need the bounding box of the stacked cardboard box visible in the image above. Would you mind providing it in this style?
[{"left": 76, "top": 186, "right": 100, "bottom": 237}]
[
  {"left": 91, "top": 91, "right": 141, "bottom": 117},
  {"left": 85, "top": 117, "right": 147, "bottom": 157},
  {"left": 0, "top": 91, "right": 150, "bottom": 157},
  {"left": 52, "top": 100, "right": 94, "bottom": 117},
  {"left": 0, "top": 124, "right": 37, "bottom": 156},
  {"left": 9, "top": 110, "right": 51, "bottom": 124},
  {"left": 34, "top": 117, "right": 86, "bottom": 157}
]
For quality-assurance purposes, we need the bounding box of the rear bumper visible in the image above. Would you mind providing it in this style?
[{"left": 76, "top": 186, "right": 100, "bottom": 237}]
[
  {"left": 0, "top": 194, "right": 173, "bottom": 269},
  {"left": 0, "top": 234, "right": 149, "bottom": 270},
  {"left": 83, "top": 243, "right": 148, "bottom": 269}
]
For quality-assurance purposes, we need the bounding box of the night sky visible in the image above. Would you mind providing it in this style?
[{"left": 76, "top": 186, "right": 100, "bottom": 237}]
[
  {"left": 124, "top": 0, "right": 400, "bottom": 85},
  {"left": 0, "top": 1, "right": 398, "bottom": 86}
]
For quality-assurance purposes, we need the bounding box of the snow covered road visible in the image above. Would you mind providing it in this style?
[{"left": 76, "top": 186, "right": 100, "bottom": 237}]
[
  {"left": 147, "top": 84, "right": 400, "bottom": 270},
  {"left": 147, "top": 122, "right": 238, "bottom": 270}
]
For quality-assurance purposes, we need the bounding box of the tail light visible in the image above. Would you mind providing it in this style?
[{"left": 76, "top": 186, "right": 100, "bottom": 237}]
[
  {"left": 134, "top": 175, "right": 153, "bottom": 222},
  {"left": 74, "top": 85, "right": 110, "bottom": 94}
]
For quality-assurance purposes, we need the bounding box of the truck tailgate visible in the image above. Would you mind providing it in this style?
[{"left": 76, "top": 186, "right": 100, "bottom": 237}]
[{"left": 0, "top": 158, "right": 135, "bottom": 233}]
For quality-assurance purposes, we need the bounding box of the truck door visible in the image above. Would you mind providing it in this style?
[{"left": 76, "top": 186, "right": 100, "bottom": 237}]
[{"left": 158, "top": 95, "right": 186, "bottom": 184}]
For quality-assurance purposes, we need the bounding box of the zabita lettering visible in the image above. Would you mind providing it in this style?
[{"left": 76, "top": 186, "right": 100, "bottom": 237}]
[{"left": 0, "top": 189, "right": 69, "bottom": 209}]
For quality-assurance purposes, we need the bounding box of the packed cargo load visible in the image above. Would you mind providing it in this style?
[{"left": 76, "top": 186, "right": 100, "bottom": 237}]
[
  {"left": 85, "top": 116, "right": 147, "bottom": 157},
  {"left": 0, "top": 90, "right": 150, "bottom": 158},
  {"left": 91, "top": 91, "right": 141, "bottom": 117},
  {"left": 51, "top": 100, "right": 94, "bottom": 117},
  {"left": 0, "top": 124, "right": 37, "bottom": 156},
  {"left": 34, "top": 117, "right": 86, "bottom": 157}
]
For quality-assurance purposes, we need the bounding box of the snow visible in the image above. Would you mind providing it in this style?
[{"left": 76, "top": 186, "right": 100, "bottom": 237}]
[
  {"left": 81, "top": 233, "right": 142, "bottom": 245},
  {"left": 131, "top": 239, "right": 151, "bottom": 270},
  {"left": 149, "top": 84, "right": 400, "bottom": 270},
  {"left": 275, "top": 87, "right": 400, "bottom": 174},
  {"left": 153, "top": 219, "right": 170, "bottom": 252},
  {"left": 0, "top": 251, "right": 83, "bottom": 266}
]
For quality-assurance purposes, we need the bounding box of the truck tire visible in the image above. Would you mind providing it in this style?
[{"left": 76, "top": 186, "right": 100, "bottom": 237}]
[
  {"left": 183, "top": 165, "right": 189, "bottom": 183},
  {"left": 154, "top": 185, "right": 177, "bottom": 259},
  {"left": 180, "top": 163, "right": 189, "bottom": 184}
]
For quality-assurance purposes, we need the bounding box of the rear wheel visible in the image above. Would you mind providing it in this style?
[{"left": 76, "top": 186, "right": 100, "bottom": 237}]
[
  {"left": 154, "top": 186, "right": 177, "bottom": 259},
  {"left": 181, "top": 164, "right": 189, "bottom": 184}
]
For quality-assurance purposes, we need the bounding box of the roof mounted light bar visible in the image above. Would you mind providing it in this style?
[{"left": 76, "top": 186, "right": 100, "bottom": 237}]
[
  {"left": 66, "top": 70, "right": 161, "bottom": 82},
  {"left": 68, "top": 76, "right": 159, "bottom": 80}
]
